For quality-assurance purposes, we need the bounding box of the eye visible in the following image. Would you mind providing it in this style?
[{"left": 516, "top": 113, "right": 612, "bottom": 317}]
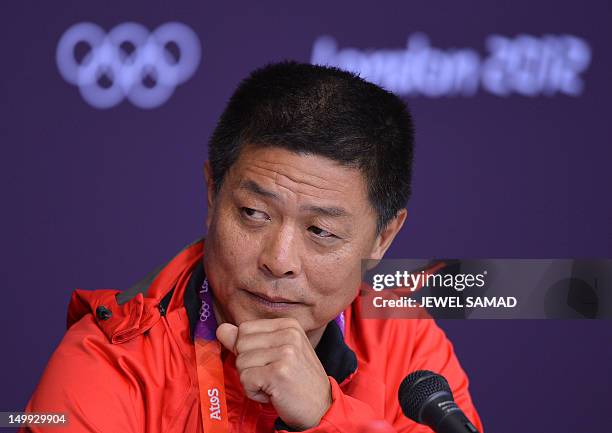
[
  {"left": 241, "top": 207, "right": 269, "bottom": 221},
  {"left": 308, "top": 226, "right": 336, "bottom": 239}
]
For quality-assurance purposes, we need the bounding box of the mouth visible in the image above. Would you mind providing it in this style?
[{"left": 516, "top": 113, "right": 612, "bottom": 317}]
[{"left": 243, "top": 289, "right": 303, "bottom": 309}]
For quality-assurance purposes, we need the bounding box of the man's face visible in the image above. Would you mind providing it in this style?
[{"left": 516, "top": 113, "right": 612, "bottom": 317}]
[{"left": 203, "top": 145, "right": 404, "bottom": 337}]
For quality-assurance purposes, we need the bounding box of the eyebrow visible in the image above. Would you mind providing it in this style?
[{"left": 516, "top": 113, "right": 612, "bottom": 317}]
[{"left": 237, "top": 179, "right": 351, "bottom": 218}]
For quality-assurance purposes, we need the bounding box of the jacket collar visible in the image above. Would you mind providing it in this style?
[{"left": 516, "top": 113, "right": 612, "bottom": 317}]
[{"left": 183, "top": 259, "right": 358, "bottom": 385}]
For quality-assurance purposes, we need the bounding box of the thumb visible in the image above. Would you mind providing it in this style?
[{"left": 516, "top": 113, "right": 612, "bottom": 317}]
[{"left": 216, "top": 323, "right": 238, "bottom": 354}]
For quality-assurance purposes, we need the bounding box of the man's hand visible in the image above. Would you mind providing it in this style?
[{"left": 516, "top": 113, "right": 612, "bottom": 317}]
[{"left": 216, "top": 318, "right": 332, "bottom": 430}]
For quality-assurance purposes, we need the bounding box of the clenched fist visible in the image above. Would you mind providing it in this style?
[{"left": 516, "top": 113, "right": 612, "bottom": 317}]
[{"left": 216, "top": 318, "right": 332, "bottom": 430}]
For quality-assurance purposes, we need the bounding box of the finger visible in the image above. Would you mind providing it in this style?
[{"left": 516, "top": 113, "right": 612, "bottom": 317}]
[
  {"left": 216, "top": 323, "right": 238, "bottom": 354},
  {"left": 235, "top": 345, "right": 296, "bottom": 372},
  {"left": 237, "top": 317, "right": 302, "bottom": 336},
  {"left": 239, "top": 364, "right": 277, "bottom": 403},
  {"left": 235, "top": 327, "right": 304, "bottom": 354},
  {"left": 249, "top": 390, "right": 270, "bottom": 404}
]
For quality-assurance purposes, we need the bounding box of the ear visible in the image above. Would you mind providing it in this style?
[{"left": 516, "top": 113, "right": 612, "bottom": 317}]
[
  {"left": 365, "top": 209, "right": 408, "bottom": 270},
  {"left": 204, "top": 160, "right": 216, "bottom": 229}
]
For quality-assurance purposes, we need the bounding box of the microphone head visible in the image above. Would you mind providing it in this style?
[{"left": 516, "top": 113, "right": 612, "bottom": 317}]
[{"left": 398, "top": 370, "right": 453, "bottom": 422}]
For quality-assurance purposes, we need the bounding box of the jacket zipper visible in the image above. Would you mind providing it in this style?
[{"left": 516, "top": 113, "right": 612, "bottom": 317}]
[{"left": 157, "top": 286, "right": 175, "bottom": 317}]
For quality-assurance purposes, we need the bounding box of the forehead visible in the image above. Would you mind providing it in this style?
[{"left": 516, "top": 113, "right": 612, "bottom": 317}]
[{"left": 226, "top": 145, "right": 371, "bottom": 210}]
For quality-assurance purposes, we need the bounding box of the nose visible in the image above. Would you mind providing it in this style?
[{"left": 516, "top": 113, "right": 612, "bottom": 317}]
[{"left": 258, "top": 223, "right": 302, "bottom": 278}]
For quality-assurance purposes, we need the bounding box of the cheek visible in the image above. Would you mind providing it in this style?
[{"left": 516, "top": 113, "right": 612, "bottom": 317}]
[
  {"left": 206, "top": 207, "right": 256, "bottom": 291},
  {"left": 213, "top": 206, "right": 254, "bottom": 259},
  {"left": 308, "top": 254, "right": 363, "bottom": 308}
]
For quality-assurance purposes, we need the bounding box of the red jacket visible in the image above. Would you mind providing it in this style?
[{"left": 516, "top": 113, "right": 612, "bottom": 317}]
[{"left": 22, "top": 238, "right": 484, "bottom": 433}]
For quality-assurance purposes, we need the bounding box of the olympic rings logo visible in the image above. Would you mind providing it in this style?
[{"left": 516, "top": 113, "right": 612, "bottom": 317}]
[
  {"left": 200, "top": 300, "right": 211, "bottom": 322},
  {"left": 199, "top": 279, "right": 211, "bottom": 322},
  {"left": 56, "top": 22, "right": 201, "bottom": 109}
]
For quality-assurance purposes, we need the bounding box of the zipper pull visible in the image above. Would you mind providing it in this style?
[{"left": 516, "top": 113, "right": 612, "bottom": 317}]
[{"left": 158, "top": 303, "right": 167, "bottom": 317}]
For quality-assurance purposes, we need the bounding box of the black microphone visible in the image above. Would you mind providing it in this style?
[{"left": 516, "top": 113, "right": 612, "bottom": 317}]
[{"left": 398, "top": 370, "right": 480, "bottom": 433}]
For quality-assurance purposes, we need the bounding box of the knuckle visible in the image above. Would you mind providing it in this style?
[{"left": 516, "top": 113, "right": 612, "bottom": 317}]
[
  {"left": 275, "top": 363, "right": 291, "bottom": 379},
  {"left": 279, "top": 344, "right": 296, "bottom": 358},
  {"left": 284, "top": 327, "right": 301, "bottom": 342}
]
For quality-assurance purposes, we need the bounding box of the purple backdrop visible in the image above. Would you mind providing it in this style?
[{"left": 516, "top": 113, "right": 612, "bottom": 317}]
[{"left": 1, "top": 1, "right": 611, "bottom": 432}]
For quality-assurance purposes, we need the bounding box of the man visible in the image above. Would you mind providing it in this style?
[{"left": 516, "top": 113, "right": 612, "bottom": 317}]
[{"left": 22, "top": 61, "right": 483, "bottom": 432}]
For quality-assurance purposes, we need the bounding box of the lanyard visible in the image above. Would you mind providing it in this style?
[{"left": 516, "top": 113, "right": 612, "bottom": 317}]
[
  {"left": 194, "top": 278, "right": 230, "bottom": 433},
  {"left": 194, "top": 277, "right": 346, "bottom": 432}
]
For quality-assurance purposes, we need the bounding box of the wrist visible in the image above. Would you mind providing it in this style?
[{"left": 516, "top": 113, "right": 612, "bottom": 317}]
[{"left": 275, "top": 377, "right": 333, "bottom": 431}]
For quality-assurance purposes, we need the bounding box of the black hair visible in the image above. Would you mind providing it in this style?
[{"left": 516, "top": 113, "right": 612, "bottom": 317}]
[{"left": 208, "top": 60, "right": 414, "bottom": 234}]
